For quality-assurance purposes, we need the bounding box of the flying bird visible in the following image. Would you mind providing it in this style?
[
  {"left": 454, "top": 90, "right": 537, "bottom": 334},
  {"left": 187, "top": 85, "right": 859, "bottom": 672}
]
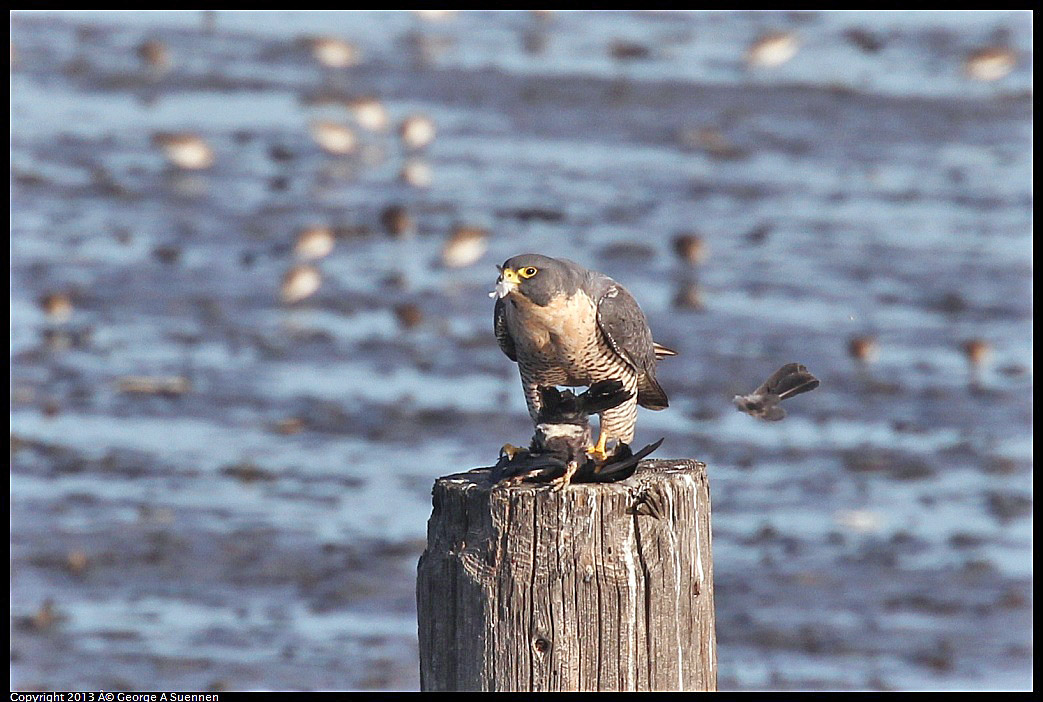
[
  {"left": 491, "top": 253, "right": 674, "bottom": 460},
  {"left": 732, "top": 363, "right": 819, "bottom": 421}
]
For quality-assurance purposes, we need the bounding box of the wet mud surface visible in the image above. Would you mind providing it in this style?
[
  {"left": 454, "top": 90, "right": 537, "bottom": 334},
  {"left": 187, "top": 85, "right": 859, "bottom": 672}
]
[{"left": 11, "top": 10, "right": 1032, "bottom": 691}]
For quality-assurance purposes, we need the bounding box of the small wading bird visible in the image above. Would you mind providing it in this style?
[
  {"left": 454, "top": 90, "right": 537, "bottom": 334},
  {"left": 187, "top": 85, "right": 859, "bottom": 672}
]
[
  {"left": 152, "top": 132, "right": 214, "bottom": 170},
  {"left": 400, "top": 114, "right": 436, "bottom": 151},
  {"left": 293, "top": 226, "right": 335, "bottom": 261},
  {"left": 491, "top": 254, "right": 675, "bottom": 464},
  {"left": 306, "top": 36, "right": 361, "bottom": 69},
  {"left": 281, "top": 264, "right": 322, "bottom": 304},
  {"left": 442, "top": 225, "right": 488, "bottom": 268},
  {"left": 964, "top": 47, "right": 1016, "bottom": 82},
  {"left": 310, "top": 120, "right": 357, "bottom": 156},
  {"left": 347, "top": 97, "right": 389, "bottom": 133},
  {"left": 746, "top": 31, "right": 799, "bottom": 68},
  {"left": 732, "top": 363, "right": 820, "bottom": 421}
]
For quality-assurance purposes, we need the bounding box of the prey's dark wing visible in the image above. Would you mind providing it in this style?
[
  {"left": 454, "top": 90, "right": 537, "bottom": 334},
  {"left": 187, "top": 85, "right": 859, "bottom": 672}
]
[
  {"left": 582, "top": 438, "right": 665, "bottom": 483},
  {"left": 577, "top": 380, "right": 631, "bottom": 417},
  {"left": 734, "top": 363, "right": 820, "bottom": 421},
  {"left": 753, "top": 363, "right": 820, "bottom": 400},
  {"left": 492, "top": 451, "right": 567, "bottom": 484},
  {"left": 493, "top": 296, "right": 517, "bottom": 362}
]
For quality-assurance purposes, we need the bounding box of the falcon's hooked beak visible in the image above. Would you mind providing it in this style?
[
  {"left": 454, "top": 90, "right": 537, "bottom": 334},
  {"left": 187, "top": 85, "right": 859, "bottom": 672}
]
[{"left": 489, "top": 267, "right": 521, "bottom": 299}]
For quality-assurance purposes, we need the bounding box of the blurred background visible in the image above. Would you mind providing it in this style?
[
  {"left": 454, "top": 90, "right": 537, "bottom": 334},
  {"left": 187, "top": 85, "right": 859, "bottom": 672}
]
[{"left": 10, "top": 10, "right": 1032, "bottom": 692}]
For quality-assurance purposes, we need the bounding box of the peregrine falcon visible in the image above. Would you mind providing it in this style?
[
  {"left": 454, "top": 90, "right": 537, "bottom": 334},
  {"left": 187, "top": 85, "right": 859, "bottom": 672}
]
[{"left": 491, "top": 253, "right": 674, "bottom": 459}]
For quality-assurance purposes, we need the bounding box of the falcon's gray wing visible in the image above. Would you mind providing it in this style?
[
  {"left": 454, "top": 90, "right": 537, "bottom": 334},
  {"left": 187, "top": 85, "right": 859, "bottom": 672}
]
[
  {"left": 593, "top": 280, "right": 656, "bottom": 374},
  {"left": 593, "top": 277, "right": 669, "bottom": 409},
  {"left": 494, "top": 296, "right": 517, "bottom": 362}
]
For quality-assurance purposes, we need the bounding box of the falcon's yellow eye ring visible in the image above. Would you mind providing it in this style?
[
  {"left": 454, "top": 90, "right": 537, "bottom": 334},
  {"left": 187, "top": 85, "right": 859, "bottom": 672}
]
[{"left": 519, "top": 267, "right": 538, "bottom": 279}]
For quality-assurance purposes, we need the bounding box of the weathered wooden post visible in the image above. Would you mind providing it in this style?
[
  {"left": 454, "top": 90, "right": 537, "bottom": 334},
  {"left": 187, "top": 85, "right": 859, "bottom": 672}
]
[{"left": 416, "top": 458, "right": 716, "bottom": 692}]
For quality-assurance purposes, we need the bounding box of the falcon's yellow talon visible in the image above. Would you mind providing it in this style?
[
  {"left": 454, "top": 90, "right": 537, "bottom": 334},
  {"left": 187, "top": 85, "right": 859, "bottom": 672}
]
[{"left": 586, "top": 432, "right": 610, "bottom": 463}]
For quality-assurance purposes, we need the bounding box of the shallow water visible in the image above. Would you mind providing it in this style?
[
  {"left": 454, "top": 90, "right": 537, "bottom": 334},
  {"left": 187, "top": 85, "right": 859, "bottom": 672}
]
[{"left": 10, "top": 10, "right": 1032, "bottom": 692}]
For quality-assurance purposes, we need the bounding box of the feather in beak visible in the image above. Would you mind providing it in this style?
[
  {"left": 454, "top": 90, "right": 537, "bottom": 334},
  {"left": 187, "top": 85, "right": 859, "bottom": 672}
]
[{"left": 489, "top": 267, "right": 520, "bottom": 298}]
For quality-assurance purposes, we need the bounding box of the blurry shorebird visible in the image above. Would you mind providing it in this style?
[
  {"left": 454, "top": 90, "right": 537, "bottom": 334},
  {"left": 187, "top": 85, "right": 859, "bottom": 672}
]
[
  {"left": 13, "top": 597, "right": 58, "bottom": 631},
  {"left": 963, "top": 338, "right": 992, "bottom": 388},
  {"left": 964, "top": 47, "right": 1016, "bottom": 81},
  {"left": 152, "top": 132, "right": 214, "bottom": 170},
  {"left": 962, "top": 338, "right": 992, "bottom": 368},
  {"left": 152, "top": 244, "right": 181, "bottom": 265},
  {"left": 347, "top": 97, "right": 389, "bottom": 132},
  {"left": 745, "top": 222, "right": 773, "bottom": 245},
  {"left": 117, "top": 376, "right": 190, "bottom": 396},
  {"left": 380, "top": 205, "right": 414, "bottom": 238},
  {"left": 137, "top": 38, "right": 170, "bottom": 73},
  {"left": 281, "top": 264, "right": 322, "bottom": 303},
  {"left": 307, "top": 36, "right": 361, "bottom": 69},
  {"left": 30, "top": 599, "right": 61, "bottom": 631},
  {"left": 609, "top": 40, "right": 652, "bottom": 61},
  {"left": 848, "top": 335, "right": 879, "bottom": 365},
  {"left": 843, "top": 28, "right": 885, "bottom": 54},
  {"left": 293, "top": 226, "right": 335, "bottom": 261},
  {"left": 399, "top": 114, "right": 436, "bottom": 151},
  {"left": 400, "top": 159, "right": 432, "bottom": 188},
  {"left": 39, "top": 292, "right": 73, "bottom": 322},
  {"left": 441, "top": 225, "right": 488, "bottom": 268},
  {"left": 309, "top": 120, "right": 357, "bottom": 155},
  {"left": 394, "top": 303, "right": 424, "bottom": 330},
  {"left": 66, "top": 550, "right": 89, "bottom": 576},
  {"left": 746, "top": 32, "right": 799, "bottom": 68},
  {"left": 672, "top": 233, "right": 708, "bottom": 266},
  {"left": 733, "top": 363, "right": 820, "bottom": 421},
  {"left": 834, "top": 508, "right": 883, "bottom": 534}
]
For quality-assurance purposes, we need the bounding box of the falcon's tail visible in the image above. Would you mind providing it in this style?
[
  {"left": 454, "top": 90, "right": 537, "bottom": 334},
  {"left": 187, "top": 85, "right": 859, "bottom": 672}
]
[
  {"left": 653, "top": 342, "right": 678, "bottom": 359},
  {"left": 637, "top": 373, "right": 669, "bottom": 410}
]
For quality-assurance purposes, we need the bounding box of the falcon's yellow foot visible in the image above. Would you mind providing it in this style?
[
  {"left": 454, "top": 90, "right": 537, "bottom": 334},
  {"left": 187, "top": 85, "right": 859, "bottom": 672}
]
[
  {"left": 585, "top": 432, "right": 611, "bottom": 464},
  {"left": 499, "top": 443, "right": 524, "bottom": 461},
  {"left": 549, "top": 460, "right": 580, "bottom": 492}
]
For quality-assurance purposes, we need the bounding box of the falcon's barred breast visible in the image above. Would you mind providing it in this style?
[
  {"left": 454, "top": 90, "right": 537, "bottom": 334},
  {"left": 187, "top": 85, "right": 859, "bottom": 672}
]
[{"left": 492, "top": 253, "right": 672, "bottom": 447}]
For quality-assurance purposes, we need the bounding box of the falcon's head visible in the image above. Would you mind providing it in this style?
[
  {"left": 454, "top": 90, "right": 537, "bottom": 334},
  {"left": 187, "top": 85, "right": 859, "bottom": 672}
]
[{"left": 491, "top": 253, "right": 582, "bottom": 306}]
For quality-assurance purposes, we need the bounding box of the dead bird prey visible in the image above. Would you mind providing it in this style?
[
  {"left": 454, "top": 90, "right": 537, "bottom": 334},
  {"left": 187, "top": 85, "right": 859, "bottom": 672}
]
[
  {"left": 733, "top": 363, "right": 820, "bottom": 421},
  {"left": 492, "top": 379, "right": 664, "bottom": 489}
]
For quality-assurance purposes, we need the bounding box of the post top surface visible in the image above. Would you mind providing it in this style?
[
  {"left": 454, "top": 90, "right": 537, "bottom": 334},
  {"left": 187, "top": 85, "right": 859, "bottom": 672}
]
[{"left": 436, "top": 457, "right": 707, "bottom": 495}]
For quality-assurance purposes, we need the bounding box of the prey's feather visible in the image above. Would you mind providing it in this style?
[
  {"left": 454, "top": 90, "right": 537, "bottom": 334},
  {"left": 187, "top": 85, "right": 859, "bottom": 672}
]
[{"left": 734, "top": 363, "right": 820, "bottom": 421}]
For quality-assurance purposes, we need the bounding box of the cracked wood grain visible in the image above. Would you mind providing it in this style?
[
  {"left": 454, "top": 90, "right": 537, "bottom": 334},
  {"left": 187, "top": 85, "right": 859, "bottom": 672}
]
[{"left": 417, "top": 458, "right": 716, "bottom": 691}]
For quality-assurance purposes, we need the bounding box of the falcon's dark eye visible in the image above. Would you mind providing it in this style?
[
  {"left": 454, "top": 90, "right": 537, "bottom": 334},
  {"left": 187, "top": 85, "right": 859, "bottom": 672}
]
[{"left": 520, "top": 267, "right": 538, "bottom": 279}]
